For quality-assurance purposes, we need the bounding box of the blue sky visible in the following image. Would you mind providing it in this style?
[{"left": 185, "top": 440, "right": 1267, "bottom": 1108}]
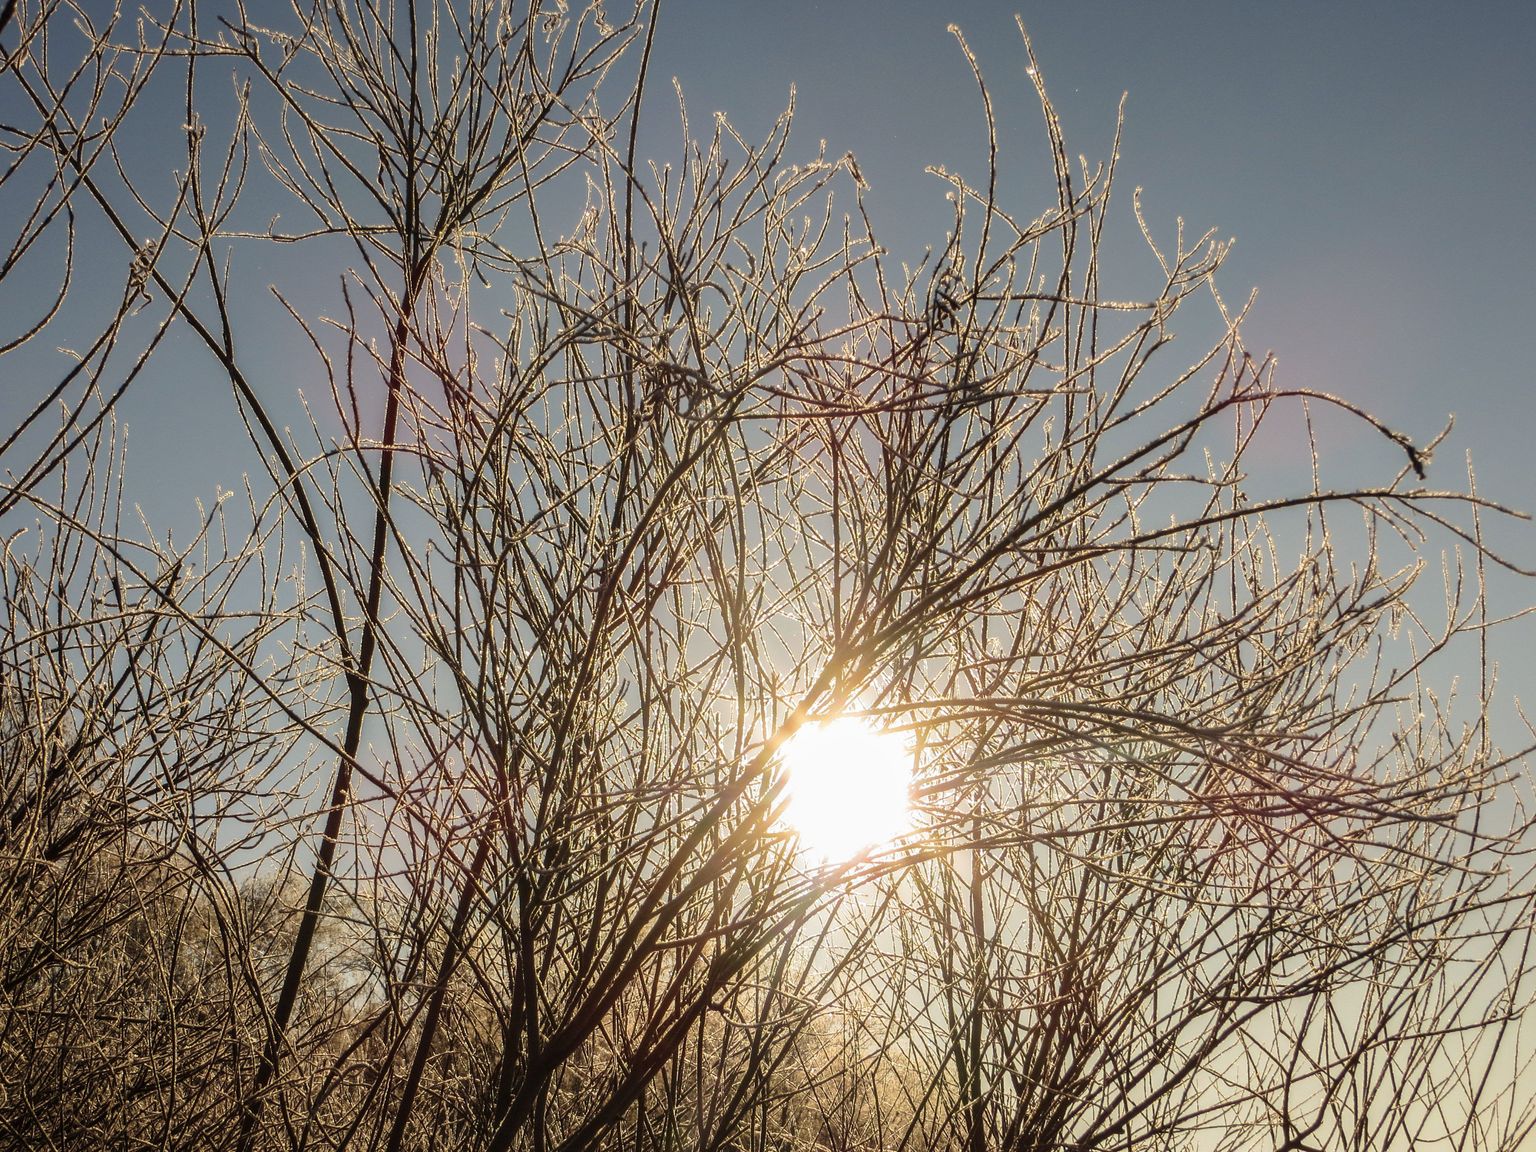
[
  {"left": 18, "top": 1, "right": 1532, "bottom": 551},
  {"left": 649, "top": 2, "right": 1533, "bottom": 516},
  {"left": 6, "top": 2, "right": 1532, "bottom": 738},
  {"left": 645, "top": 0, "right": 1536, "bottom": 729}
]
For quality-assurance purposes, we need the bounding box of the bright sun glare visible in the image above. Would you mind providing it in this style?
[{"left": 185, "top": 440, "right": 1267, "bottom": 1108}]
[{"left": 777, "top": 717, "right": 913, "bottom": 862}]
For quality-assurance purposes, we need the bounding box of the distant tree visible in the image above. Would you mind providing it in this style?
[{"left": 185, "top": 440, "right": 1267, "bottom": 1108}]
[{"left": 2, "top": 2, "right": 1533, "bottom": 1151}]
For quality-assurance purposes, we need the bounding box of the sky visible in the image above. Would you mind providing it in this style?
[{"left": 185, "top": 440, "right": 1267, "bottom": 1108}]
[
  {"left": 647, "top": 1, "right": 1534, "bottom": 512},
  {"left": 643, "top": 0, "right": 1536, "bottom": 733},
  {"left": 5, "top": 1, "right": 1533, "bottom": 738}
]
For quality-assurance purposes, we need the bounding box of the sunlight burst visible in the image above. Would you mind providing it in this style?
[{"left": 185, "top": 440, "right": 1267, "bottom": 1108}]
[{"left": 777, "top": 717, "right": 913, "bottom": 862}]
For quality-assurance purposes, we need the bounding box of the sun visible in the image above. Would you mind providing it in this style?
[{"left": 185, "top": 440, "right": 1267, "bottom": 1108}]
[{"left": 777, "top": 717, "right": 914, "bottom": 862}]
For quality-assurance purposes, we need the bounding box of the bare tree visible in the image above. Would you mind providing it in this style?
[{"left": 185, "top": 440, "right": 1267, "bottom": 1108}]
[{"left": 2, "top": 3, "right": 1533, "bottom": 1150}]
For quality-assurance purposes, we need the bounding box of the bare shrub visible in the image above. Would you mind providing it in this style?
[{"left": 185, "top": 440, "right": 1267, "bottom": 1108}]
[{"left": 1, "top": 4, "right": 1532, "bottom": 1151}]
